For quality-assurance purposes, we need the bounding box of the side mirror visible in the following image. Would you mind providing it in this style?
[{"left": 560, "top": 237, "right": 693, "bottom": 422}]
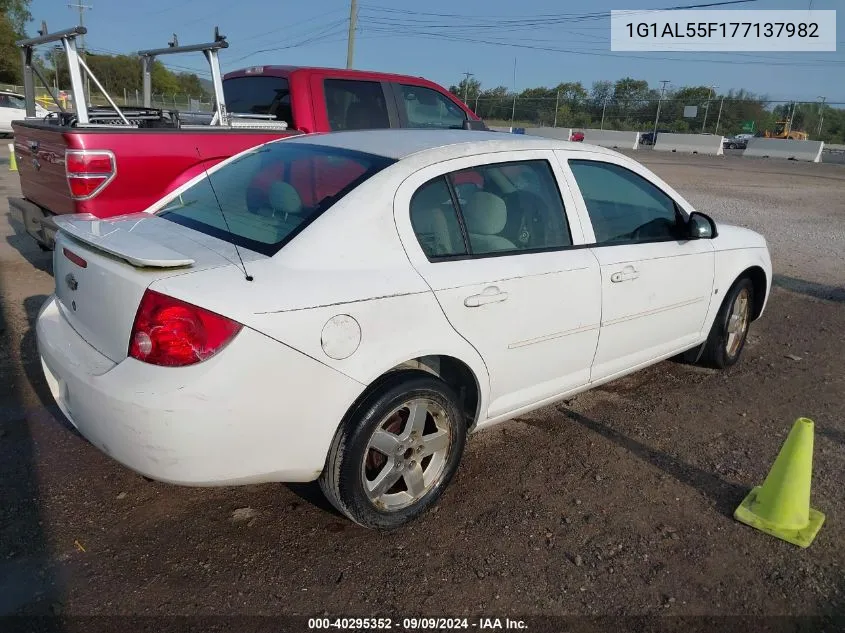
[
  {"left": 688, "top": 211, "right": 717, "bottom": 239},
  {"left": 462, "top": 118, "right": 488, "bottom": 131}
]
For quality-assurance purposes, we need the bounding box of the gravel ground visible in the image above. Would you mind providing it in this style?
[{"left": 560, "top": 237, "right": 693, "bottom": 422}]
[{"left": 1, "top": 154, "right": 844, "bottom": 627}]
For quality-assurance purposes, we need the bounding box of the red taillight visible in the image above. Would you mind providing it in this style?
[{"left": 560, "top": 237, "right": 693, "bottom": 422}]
[
  {"left": 128, "top": 290, "right": 242, "bottom": 367},
  {"left": 65, "top": 149, "right": 116, "bottom": 200}
]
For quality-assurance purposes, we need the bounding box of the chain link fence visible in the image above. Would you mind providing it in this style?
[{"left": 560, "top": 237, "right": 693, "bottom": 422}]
[
  {"left": 0, "top": 83, "right": 213, "bottom": 113},
  {"left": 468, "top": 96, "right": 843, "bottom": 143}
]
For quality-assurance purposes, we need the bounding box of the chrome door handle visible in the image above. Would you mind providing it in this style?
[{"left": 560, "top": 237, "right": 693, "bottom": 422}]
[
  {"left": 610, "top": 266, "right": 640, "bottom": 283},
  {"left": 464, "top": 286, "right": 508, "bottom": 307}
]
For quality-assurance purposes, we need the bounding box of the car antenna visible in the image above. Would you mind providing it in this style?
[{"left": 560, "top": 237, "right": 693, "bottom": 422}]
[{"left": 195, "top": 147, "right": 253, "bottom": 282}]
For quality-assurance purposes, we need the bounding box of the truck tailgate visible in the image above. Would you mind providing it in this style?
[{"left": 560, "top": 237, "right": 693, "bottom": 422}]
[
  {"left": 12, "top": 121, "right": 298, "bottom": 219},
  {"left": 12, "top": 122, "right": 73, "bottom": 214}
]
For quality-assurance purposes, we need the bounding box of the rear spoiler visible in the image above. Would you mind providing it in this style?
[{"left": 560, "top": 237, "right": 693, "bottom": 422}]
[{"left": 55, "top": 214, "right": 195, "bottom": 268}]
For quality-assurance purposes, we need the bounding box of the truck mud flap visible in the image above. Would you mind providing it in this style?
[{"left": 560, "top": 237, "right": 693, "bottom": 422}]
[{"left": 7, "top": 197, "right": 57, "bottom": 251}]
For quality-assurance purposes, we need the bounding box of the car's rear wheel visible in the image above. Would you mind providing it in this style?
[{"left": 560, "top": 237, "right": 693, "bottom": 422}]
[
  {"left": 700, "top": 277, "right": 754, "bottom": 369},
  {"left": 320, "top": 372, "right": 466, "bottom": 529}
]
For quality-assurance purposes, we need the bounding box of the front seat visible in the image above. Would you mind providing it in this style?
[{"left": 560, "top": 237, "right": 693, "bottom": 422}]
[
  {"left": 268, "top": 182, "right": 305, "bottom": 220},
  {"left": 463, "top": 191, "right": 516, "bottom": 253}
]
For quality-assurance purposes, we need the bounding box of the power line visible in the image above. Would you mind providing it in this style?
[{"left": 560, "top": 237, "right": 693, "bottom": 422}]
[{"left": 357, "top": 24, "right": 842, "bottom": 68}]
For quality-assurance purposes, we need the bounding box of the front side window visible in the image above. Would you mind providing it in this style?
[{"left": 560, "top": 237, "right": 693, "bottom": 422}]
[
  {"left": 568, "top": 160, "right": 681, "bottom": 244},
  {"left": 223, "top": 76, "right": 291, "bottom": 123},
  {"left": 324, "top": 79, "right": 390, "bottom": 130},
  {"left": 399, "top": 85, "right": 466, "bottom": 129},
  {"left": 409, "top": 160, "right": 572, "bottom": 259},
  {"left": 157, "top": 143, "right": 395, "bottom": 256}
]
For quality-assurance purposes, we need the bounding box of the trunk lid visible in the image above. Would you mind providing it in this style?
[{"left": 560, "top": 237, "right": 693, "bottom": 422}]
[{"left": 52, "top": 213, "right": 255, "bottom": 363}]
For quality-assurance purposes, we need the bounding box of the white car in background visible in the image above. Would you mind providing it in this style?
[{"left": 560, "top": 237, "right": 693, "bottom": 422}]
[
  {"left": 0, "top": 91, "right": 49, "bottom": 136},
  {"left": 36, "top": 130, "right": 772, "bottom": 529}
]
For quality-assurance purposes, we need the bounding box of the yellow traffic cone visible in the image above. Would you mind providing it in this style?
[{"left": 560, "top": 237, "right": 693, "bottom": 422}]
[
  {"left": 8, "top": 143, "right": 17, "bottom": 172},
  {"left": 734, "top": 417, "right": 825, "bottom": 548}
]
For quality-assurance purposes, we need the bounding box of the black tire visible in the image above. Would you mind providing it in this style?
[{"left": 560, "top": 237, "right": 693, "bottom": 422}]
[
  {"left": 699, "top": 276, "right": 754, "bottom": 369},
  {"left": 319, "top": 371, "right": 467, "bottom": 530}
]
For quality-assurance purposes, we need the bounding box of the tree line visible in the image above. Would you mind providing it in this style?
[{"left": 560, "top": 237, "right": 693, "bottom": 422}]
[
  {"left": 450, "top": 77, "right": 845, "bottom": 144},
  {"left": 0, "top": 1, "right": 208, "bottom": 99}
]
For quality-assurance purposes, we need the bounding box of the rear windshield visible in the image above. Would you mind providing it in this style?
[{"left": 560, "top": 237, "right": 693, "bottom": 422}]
[
  {"left": 156, "top": 142, "right": 395, "bottom": 256},
  {"left": 223, "top": 76, "right": 292, "bottom": 124}
]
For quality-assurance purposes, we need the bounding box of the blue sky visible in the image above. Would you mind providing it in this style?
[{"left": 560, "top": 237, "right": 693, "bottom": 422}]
[{"left": 28, "top": 0, "right": 845, "bottom": 103}]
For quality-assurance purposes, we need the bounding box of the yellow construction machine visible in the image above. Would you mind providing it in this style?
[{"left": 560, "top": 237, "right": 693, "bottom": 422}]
[{"left": 764, "top": 120, "right": 809, "bottom": 140}]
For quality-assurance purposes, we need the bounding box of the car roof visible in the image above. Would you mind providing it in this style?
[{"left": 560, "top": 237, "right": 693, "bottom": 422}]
[
  {"left": 0, "top": 91, "right": 23, "bottom": 97},
  {"left": 281, "top": 129, "right": 617, "bottom": 161}
]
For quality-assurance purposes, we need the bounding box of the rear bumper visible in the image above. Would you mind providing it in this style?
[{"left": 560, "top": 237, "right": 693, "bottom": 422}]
[
  {"left": 36, "top": 295, "right": 365, "bottom": 485},
  {"left": 8, "top": 196, "right": 58, "bottom": 250}
]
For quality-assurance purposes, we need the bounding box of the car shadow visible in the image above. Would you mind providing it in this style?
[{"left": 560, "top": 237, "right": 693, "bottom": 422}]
[
  {"left": 4, "top": 230, "right": 52, "bottom": 276},
  {"left": 557, "top": 406, "right": 746, "bottom": 519},
  {"left": 285, "top": 482, "right": 344, "bottom": 519},
  {"left": 773, "top": 274, "right": 845, "bottom": 304},
  {"left": 0, "top": 289, "right": 66, "bottom": 620},
  {"left": 817, "top": 425, "right": 845, "bottom": 449},
  {"left": 19, "top": 295, "right": 77, "bottom": 438}
]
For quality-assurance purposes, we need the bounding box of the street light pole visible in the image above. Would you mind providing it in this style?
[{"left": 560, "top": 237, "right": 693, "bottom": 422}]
[
  {"left": 461, "top": 71, "right": 474, "bottom": 104},
  {"left": 816, "top": 96, "right": 826, "bottom": 137},
  {"left": 553, "top": 90, "right": 560, "bottom": 128},
  {"left": 652, "top": 80, "right": 670, "bottom": 144},
  {"left": 714, "top": 96, "right": 725, "bottom": 135},
  {"left": 600, "top": 94, "right": 609, "bottom": 130},
  {"left": 510, "top": 57, "right": 517, "bottom": 126},
  {"left": 701, "top": 84, "right": 716, "bottom": 133}
]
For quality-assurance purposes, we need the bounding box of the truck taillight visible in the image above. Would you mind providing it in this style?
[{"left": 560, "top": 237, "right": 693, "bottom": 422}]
[
  {"left": 65, "top": 149, "right": 116, "bottom": 200},
  {"left": 129, "top": 290, "right": 242, "bottom": 367}
]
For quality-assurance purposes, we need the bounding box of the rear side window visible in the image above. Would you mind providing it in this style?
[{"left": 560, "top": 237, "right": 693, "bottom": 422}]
[
  {"left": 409, "top": 160, "right": 572, "bottom": 259},
  {"left": 398, "top": 85, "right": 466, "bottom": 129},
  {"left": 223, "top": 76, "right": 291, "bottom": 123},
  {"left": 410, "top": 177, "right": 467, "bottom": 258},
  {"left": 324, "top": 79, "right": 390, "bottom": 130},
  {"left": 157, "top": 143, "right": 395, "bottom": 256},
  {"left": 0, "top": 94, "right": 25, "bottom": 109}
]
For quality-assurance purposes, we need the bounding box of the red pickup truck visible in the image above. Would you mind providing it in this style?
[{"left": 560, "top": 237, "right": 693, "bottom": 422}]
[{"left": 9, "top": 27, "right": 482, "bottom": 250}]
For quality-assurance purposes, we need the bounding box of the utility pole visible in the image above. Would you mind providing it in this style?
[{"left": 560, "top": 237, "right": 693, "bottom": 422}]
[
  {"left": 461, "top": 71, "right": 474, "bottom": 103},
  {"left": 652, "top": 80, "right": 670, "bottom": 145},
  {"left": 714, "top": 96, "right": 725, "bottom": 135},
  {"left": 816, "top": 96, "right": 826, "bottom": 137},
  {"left": 600, "top": 94, "right": 609, "bottom": 130},
  {"left": 345, "top": 0, "right": 357, "bottom": 69},
  {"left": 553, "top": 90, "right": 560, "bottom": 128},
  {"left": 701, "top": 84, "right": 716, "bottom": 133},
  {"left": 474, "top": 92, "right": 480, "bottom": 115},
  {"left": 68, "top": 2, "right": 92, "bottom": 105}
]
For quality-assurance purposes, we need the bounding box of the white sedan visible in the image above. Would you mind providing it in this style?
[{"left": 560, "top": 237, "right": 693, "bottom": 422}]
[
  {"left": 0, "top": 91, "right": 49, "bottom": 135},
  {"left": 36, "top": 130, "right": 772, "bottom": 529}
]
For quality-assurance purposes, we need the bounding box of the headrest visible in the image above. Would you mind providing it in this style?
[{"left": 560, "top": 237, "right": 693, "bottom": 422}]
[
  {"left": 463, "top": 191, "right": 507, "bottom": 235},
  {"left": 268, "top": 182, "right": 303, "bottom": 215}
]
